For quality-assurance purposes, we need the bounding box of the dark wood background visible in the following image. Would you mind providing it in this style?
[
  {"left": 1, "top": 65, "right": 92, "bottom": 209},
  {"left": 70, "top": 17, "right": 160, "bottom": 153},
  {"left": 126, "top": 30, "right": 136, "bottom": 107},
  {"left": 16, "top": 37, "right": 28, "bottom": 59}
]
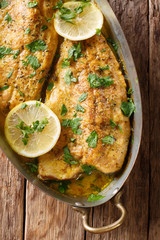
[{"left": 0, "top": 0, "right": 159, "bottom": 239}]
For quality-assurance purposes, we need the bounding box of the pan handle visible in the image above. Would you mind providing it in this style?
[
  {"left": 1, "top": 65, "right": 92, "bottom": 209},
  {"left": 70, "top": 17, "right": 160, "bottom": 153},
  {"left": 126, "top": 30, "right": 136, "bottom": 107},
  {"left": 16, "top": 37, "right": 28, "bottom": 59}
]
[{"left": 72, "top": 191, "right": 126, "bottom": 234}]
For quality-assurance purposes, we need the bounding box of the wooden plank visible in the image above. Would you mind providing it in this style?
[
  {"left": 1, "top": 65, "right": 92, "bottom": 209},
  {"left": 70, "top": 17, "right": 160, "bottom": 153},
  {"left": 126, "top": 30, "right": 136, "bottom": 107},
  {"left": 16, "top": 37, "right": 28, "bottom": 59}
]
[
  {"left": 86, "top": 0, "right": 150, "bottom": 239},
  {"left": 0, "top": 149, "right": 24, "bottom": 240},
  {"left": 148, "top": 0, "right": 160, "bottom": 239},
  {"left": 24, "top": 182, "right": 85, "bottom": 240}
]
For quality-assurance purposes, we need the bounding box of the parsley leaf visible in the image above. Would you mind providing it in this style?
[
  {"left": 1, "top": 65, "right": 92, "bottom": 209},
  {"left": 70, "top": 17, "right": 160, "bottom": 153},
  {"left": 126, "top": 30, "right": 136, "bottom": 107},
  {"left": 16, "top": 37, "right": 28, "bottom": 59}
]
[
  {"left": 107, "top": 38, "right": 119, "bottom": 52},
  {"left": 36, "top": 101, "right": 41, "bottom": 107},
  {"left": 99, "top": 65, "right": 109, "bottom": 71},
  {"left": 63, "top": 146, "right": 79, "bottom": 165},
  {"left": 25, "top": 28, "right": 31, "bottom": 34},
  {"left": 70, "top": 138, "right": 76, "bottom": 142},
  {"left": 68, "top": 42, "right": 82, "bottom": 61},
  {"left": 78, "top": 92, "right": 88, "bottom": 102},
  {"left": 87, "top": 74, "right": 113, "bottom": 88},
  {"left": 4, "top": 12, "right": 12, "bottom": 23},
  {"left": 0, "top": 0, "right": 8, "bottom": 9},
  {"left": 87, "top": 194, "right": 105, "bottom": 202},
  {"left": 61, "top": 104, "right": 68, "bottom": 116},
  {"left": 13, "top": 49, "right": 20, "bottom": 59},
  {"left": 47, "top": 82, "right": 54, "bottom": 91},
  {"left": 74, "top": 2, "right": 90, "bottom": 13},
  {"left": 27, "top": 1, "right": 38, "bottom": 8},
  {"left": 61, "top": 58, "right": 70, "bottom": 68},
  {"left": 58, "top": 180, "right": 71, "bottom": 193},
  {"left": 25, "top": 40, "right": 47, "bottom": 53},
  {"left": 62, "top": 118, "right": 82, "bottom": 135},
  {"left": 40, "top": 25, "right": 48, "bottom": 31},
  {"left": 81, "top": 164, "right": 95, "bottom": 175},
  {"left": 16, "top": 121, "right": 34, "bottom": 145},
  {"left": 29, "top": 72, "right": 36, "bottom": 78},
  {"left": 25, "top": 159, "right": 38, "bottom": 173},
  {"left": 64, "top": 69, "right": 77, "bottom": 85},
  {"left": 127, "top": 88, "right": 133, "bottom": 95},
  {"left": 18, "top": 89, "right": 24, "bottom": 97},
  {"left": 101, "top": 135, "right": 115, "bottom": 144},
  {"left": 0, "top": 46, "right": 13, "bottom": 59},
  {"left": 21, "top": 103, "right": 28, "bottom": 109},
  {"left": 75, "top": 104, "right": 85, "bottom": 113},
  {"left": 25, "top": 55, "right": 40, "bottom": 70},
  {"left": 0, "top": 85, "right": 9, "bottom": 92},
  {"left": 59, "top": 7, "right": 76, "bottom": 23},
  {"left": 52, "top": 0, "right": 63, "bottom": 9},
  {"left": 38, "top": 77, "right": 45, "bottom": 83},
  {"left": 100, "top": 48, "right": 106, "bottom": 53},
  {"left": 110, "top": 119, "right": 117, "bottom": 128},
  {"left": 96, "top": 29, "right": 101, "bottom": 36},
  {"left": 120, "top": 98, "right": 135, "bottom": 117},
  {"left": 32, "top": 118, "right": 48, "bottom": 132},
  {"left": 7, "top": 69, "right": 13, "bottom": 78},
  {"left": 86, "top": 130, "right": 98, "bottom": 148}
]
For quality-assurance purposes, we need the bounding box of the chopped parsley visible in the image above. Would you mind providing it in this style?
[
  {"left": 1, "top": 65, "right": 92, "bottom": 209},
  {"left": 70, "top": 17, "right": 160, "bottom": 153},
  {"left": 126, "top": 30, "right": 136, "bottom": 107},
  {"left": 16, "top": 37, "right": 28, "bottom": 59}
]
[
  {"left": 63, "top": 146, "right": 79, "bottom": 165},
  {"left": 58, "top": 180, "right": 71, "bottom": 193},
  {"left": 127, "top": 88, "right": 133, "bottom": 95},
  {"left": 86, "top": 130, "right": 98, "bottom": 148},
  {"left": 120, "top": 98, "right": 135, "bottom": 117},
  {"left": 75, "top": 104, "right": 85, "bottom": 113},
  {"left": 96, "top": 28, "right": 101, "bottom": 36},
  {"left": 52, "top": 0, "right": 63, "bottom": 9},
  {"left": 100, "top": 48, "right": 106, "bottom": 53},
  {"left": 64, "top": 69, "right": 77, "bottom": 85},
  {"left": 68, "top": 42, "right": 83, "bottom": 61},
  {"left": 0, "top": 46, "right": 13, "bottom": 59},
  {"left": 0, "top": 85, "right": 9, "bottom": 92},
  {"left": 25, "top": 159, "right": 38, "bottom": 173},
  {"left": 70, "top": 138, "right": 76, "bottom": 143},
  {"left": 47, "top": 82, "right": 54, "bottom": 91},
  {"left": 110, "top": 119, "right": 117, "bottom": 128},
  {"left": 38, "top": 77, "right": 45, "bottom": 83},
  {"left": 61, "top": 58, "right": 70, "bottom": 68},
  {"left": 118, "top": 124, "right": 123, "bottom": 132},
  {"left": 74, "top": 2, "right": 90, "bottom": 13},
  {"left": 21, "top": 103, "right": 28, "bottom": 109},
  {"left": 81, "top": 164, "right": 95, "bottom": 175},
  {"left": 47, "top": 14, "right": 55, "bottom": 22},
  {"left": 36, "top": 101, "right": 41, "bottom": 107},
  {"left": 62, "top": 118, "right": 82, "bottom": 135},
  {"left": 61, "top": 104, "right": 68, "bottom": 116},
  {"left": 87, "top": 194, "right": 105, "bottom": 202},
  {"left": 4, "top": 12, "right": 12, "bottom": 23},
  {"left": 27, "top": 1, "right": 38, "bottom": 8},
  {"left": 101, "top": 135, "right": 115, "bottom": 145},
  {"left": 40, "top": 25, "right": 48, "bottom": 31},
  {"left": 18, "top": 89, "right": 24, "bottom": 97},
  {"left": 59, "top": 7, "right": 76, "bottom": 23},
  {"left": 107, "top": 38, "right": 119, "bottom": 52},
  {"left": 99, "top": 65, "right": 109, "bottom": 71},
  {"left": 32, "top": 118, "right": 49, "bottom": 132},
  {"left": 87, "top": 74, "right": 113, "bottom": 88},
  {"left": 73, "top": 112, "right": 77, "bottom": 117},
  {"left": 29, "top": 72, "right": 36, "bottom": 78},
  {"left": 25, "top": 28, "right": 31, "bottom": 34},
  {"left": 25, "top": 40, "right": 47, "bottom": 53},
  {"left": 13, "top": 49, "right": 20, "bottom": 59},
  {"left": 7, "top": 69, "right": 13, "bottom": 78},
  {"left": 24, "top": 55, "right": 40, "bottom": 70},
  {"left": 0, "top": 0, "right": 8, "bottom": 9},
  {"left": 78, "top": 92, "right": 88, "bottom": 102}
]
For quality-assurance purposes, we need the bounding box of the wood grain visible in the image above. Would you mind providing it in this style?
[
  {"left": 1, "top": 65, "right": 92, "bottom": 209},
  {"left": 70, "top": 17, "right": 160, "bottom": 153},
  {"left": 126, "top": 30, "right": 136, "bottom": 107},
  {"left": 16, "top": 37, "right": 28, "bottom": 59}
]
[
  {"left": 148, "top": 0, "right": 160, "bottom": 239},
  {"left": 0, "top": 150, "right": 24, "bottom": 240}
]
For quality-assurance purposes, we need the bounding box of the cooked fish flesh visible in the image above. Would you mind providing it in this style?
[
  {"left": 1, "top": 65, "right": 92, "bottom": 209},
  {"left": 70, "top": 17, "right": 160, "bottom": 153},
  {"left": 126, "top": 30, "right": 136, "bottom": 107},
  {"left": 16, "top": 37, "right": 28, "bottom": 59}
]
[
  {"left": 39, "top": 34, "right": 130, "bottom": 179},
  {"left": 0, "top": 0, "right": 58, "bottom": 113}
]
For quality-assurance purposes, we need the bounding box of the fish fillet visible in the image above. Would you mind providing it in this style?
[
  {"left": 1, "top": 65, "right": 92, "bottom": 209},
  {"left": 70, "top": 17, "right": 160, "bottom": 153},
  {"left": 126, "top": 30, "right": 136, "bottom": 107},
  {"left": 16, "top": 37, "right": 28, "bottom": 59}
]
[
  {"left": 39, "top": 34, "right": 130, "bottom": 179},
  {"left": 0, "top": 0, "right": 58, "bottom": 113}
]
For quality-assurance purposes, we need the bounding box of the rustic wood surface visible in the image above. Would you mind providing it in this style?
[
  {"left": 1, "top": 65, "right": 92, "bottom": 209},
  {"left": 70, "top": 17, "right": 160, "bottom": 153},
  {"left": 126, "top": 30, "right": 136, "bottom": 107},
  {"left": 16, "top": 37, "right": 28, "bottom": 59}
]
[{"left": 0, "top": 0, "right": 159, "bottom": 239}]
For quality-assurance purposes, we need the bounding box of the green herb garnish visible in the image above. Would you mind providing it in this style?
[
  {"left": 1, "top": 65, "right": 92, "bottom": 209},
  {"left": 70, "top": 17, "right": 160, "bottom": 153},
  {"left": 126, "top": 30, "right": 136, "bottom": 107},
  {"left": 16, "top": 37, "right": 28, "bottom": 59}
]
[
  {"left": 4, "top": 12, "right": 12, "bottom": 23},
  {"left": 100, "top": 48, "right": 106, "bottom": 53},
  {"left": 61, "top": 104, "right": 68, "bottom": 116},
  {"left": 86, "top": 130, "right": 98, "bottom": 148},
  {"left": 18, "top": 89, "right": 24, "bottom": 97},
  {"left": 64, "top": 69, "right": 77, "bottom": 85},
  {"left": 68, "top": 42, "right": 82, "bottom": 61},
  {"left": 127, "top": 88, "right": 133, "bottom": 95},
  {"left": 107, "top": 38, "right": 118, "bottom": 52},
  {"left": 16, "top": 120, "right": 34, "bottom": 145},
  {"left": 96, "top": 29, "right": 101, "bottom": 36},
  {"left": 120, "top": 98, "right": 135, "bottom": 117},
  {"left": 81, "top": 164, "right": 95, "bottom": 175},
  {"left": 21, "top": 103, "right": 28, "bottom": 109},
  {"left": 73, "top": 112, "right": 77, "bottom": 117},
  {"left": 101, "top": 135, "right": 115, "bottom": 145},
  {"left": 25, "top": 159, "right": 38, "bottom": 173},
  {"left": 70, "top": 138, "right": 76, "bottom": 143},
  {"left": 75, "top": 104, "right": 85, "bottom": 113},
  {"left": 25, "top": 28, "right": 31, "bottom": 34},
  {"left": 25, "top": 55, "right": 40, "bottom": 70},
  {"left": 110, "top": 119, "right": 117, "bottom": 128},
  {"left": 62, "top": 118, "right": 82, "bottom": 135},
  {"left": 87, "top": 74, "right": 113, "bottom": 88},
  {"left": 27, "top": 1, "right": 38, "bottom": 8},
  {"left": 61, "top": 58, "right": 70, "bottom": 68},
  {"left": 47, "top": 82, "right": 54, "bottom": 91},
  {"left": 25, "top": 40, "right": 47, "bottom": 53},
  {"left": 63, "top": 146, "right": 79, "bottom": 165},
  {"left": 13, "top": 49, "right": 20, "bottom": 59},
  {"left": 7, "top": 69, "right": 13, "bottom": 78},
  {"left": 58, "top": 180, "right": 71, "bottom": 193},
  {"left": 0, "top": 85, "right": 9, "bottom": 92},
  {"left": 78, "top": 92, "right": 88, "bottom": 102},
  {"left": 32, "top": 118, "right": 49, "bottom": 132},
  {"left": 0, "top": 0, "right": 8, "bottom": 9},
  {"left": 0, "top": 46, "right": 13, "bottom": 59},
  {"left": 59, "top": 7, "right": 76, "bottom": 23},
  {"left": 38, "top": 77, "right": 45, "bottom": 83},
  {"left": 99, "top": 65, "right": 109, "bottom": 71},
  {"left": 87, "top": 194, "right": 105, "bottom": 202},
  {"left": 36, "top": 101, "right": 41, "bottom": 107},
  {"left": 29, "top": 72, "right": 36, "bottom": 78},
  {"left": 40, "top": 25, "right": 48, "bottom": 31},
  {"left": 52, "top": 0, "right": 63, "bottom": 9}
]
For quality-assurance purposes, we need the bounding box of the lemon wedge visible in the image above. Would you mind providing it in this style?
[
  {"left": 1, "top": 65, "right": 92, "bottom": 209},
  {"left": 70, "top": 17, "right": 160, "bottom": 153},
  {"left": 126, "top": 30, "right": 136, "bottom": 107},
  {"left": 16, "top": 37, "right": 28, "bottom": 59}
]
[
  {"left": 54, "top": 1, "right": 103, "bottom": 41},
  {"left": 4, "top": 101, "right": 61, "bottom": 158}
]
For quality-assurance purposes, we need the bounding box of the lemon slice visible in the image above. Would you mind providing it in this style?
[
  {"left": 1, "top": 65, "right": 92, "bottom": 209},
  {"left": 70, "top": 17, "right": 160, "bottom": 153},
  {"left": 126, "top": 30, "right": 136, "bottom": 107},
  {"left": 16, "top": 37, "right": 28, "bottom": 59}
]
[
  {"left": 54, "top": 1, "right": 103, "bottom": 41},
  {"left": 4, "top": 101, "right": 61, "bottom": 158}
]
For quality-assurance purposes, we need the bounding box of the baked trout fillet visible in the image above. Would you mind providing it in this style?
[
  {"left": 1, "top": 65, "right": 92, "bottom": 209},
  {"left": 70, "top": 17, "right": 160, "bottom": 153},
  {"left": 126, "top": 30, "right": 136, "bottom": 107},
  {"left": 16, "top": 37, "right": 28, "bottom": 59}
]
[
  {"left": 38, "top": 34, "right": 131, "bottom": 180},
  {"left": 0, "top": 0, "right": 58, "bottom": 113}
]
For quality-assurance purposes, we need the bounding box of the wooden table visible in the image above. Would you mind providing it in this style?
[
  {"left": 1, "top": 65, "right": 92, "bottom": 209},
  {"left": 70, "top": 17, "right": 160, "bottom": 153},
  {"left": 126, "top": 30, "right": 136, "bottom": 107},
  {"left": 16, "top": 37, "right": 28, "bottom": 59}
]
[{"left": 0, "top": 0, "right": 159, "bottom": 239}]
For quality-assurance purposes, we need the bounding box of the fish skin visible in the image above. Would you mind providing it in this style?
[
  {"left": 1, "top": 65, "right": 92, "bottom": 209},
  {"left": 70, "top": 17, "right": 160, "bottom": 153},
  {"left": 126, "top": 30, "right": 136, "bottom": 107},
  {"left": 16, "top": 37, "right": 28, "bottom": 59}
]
[
  {"left": 38, "top": 34, "right": 130, "bottom": 179},
  {"left": 0, "top": 0, "right": 58, "bottom": 113}
]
